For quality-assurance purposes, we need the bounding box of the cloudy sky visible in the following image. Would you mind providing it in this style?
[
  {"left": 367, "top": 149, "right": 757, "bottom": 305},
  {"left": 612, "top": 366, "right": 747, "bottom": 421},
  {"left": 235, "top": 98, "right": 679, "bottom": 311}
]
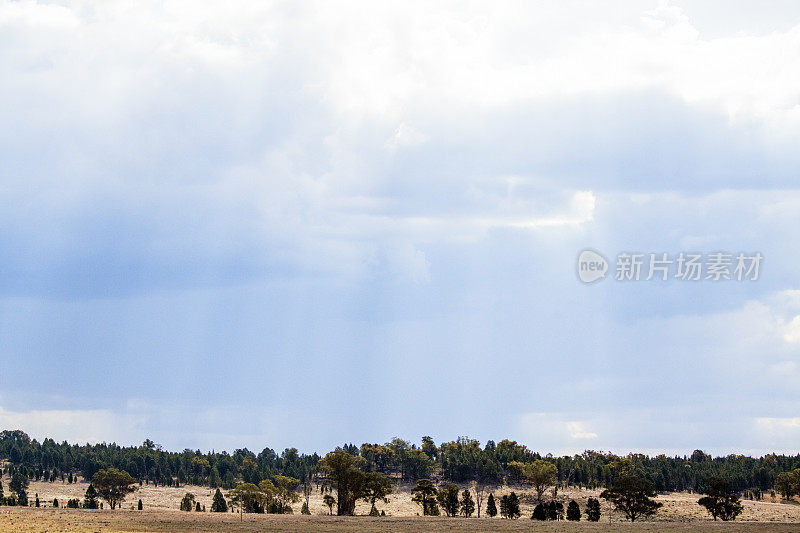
[{"left": 1, "top": 0, "right": 800, "bottom": 456}]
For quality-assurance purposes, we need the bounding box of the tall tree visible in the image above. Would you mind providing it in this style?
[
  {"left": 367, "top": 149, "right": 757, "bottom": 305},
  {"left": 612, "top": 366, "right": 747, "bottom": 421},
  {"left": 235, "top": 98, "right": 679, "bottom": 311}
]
[
  {"left": 272, "top": 475, "right": 301, "bottom": 513},
  {"left": 775, "top": 470, "right": 800, "bottom": 501},
  {"left": 511, "top": 460, "right": 557, "bottom": 502},
  {"left": 411, "top": 479, "right": 439, "bottom": 516},
  {"left": 460, "top": 489, "right": 475, "bottom": 517},
  {"left": 486, "top": 493, "right": 497, "bottom": 517},
  {"left": 84, "top": 484, "right": 99, "bottom": 509},
  {"left": 566, "top": 499, "right": 581, "bottom": 521},
  {"left": 698, "top": 477, "right": 743, "bottom": 521},
  {"left": 437, "top": 483, "right": 460, "bottom": 517},
  {"left": 228, "top": 483, "right": 267, "bottom": 513},
  {"left": 362, "top": 472, "right": 393, "bottom": 516},
  {"left": 318, "top": 449, "right": 367, "bottom": 515},
  {"left": 92, "top": 468, "right": 137, "bottom": 510},
  {"left": 585, "top": 497, "right": 601, "bottom": 522},
  {"left": 499, "top": 492, "right": 520, "bottom": 519},
  {"left": 211, "top": 488, "right": 228, "bottom": 513},
  {"left": 600, "top": 474, "right": 662, "bottom": 522},
  {"left": 9, "top": 472, "right": 28, "bottom": 506}
]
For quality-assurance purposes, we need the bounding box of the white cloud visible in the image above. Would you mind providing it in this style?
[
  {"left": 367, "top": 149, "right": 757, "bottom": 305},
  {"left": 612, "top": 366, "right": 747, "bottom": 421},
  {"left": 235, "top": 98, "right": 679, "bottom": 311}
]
[
  {"left": 0, "top": 405, "right": 145, "bottom": 445},
  {"left": 782, "top": 315, "right": 800, "bottom": 343}
]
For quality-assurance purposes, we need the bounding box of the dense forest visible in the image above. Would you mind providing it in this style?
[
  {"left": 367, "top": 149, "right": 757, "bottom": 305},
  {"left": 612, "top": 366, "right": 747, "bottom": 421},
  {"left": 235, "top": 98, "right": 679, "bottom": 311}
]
[{"left": 1, "top": 430, "right": 797, "bottom": 494}]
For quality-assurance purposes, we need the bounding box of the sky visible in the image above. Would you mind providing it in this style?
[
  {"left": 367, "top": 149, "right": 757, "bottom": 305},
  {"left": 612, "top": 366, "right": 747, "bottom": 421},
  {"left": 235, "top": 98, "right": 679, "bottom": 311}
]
[{"left": 1, "top": 0, "right": 800, "bottom": 457}]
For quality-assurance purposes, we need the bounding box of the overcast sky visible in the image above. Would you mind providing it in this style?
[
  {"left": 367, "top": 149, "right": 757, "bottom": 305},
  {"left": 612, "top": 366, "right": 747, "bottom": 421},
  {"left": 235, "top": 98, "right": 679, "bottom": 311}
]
[{"left": 1, "top": 0, "right": 800, "bottom": 457}]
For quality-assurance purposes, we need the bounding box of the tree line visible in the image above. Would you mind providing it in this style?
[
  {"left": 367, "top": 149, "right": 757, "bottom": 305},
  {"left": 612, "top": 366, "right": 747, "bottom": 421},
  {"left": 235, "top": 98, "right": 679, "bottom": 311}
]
[
  {"left": 2, "top": 430, "right": 791, "bottom": 522},
  {"left": 2, "top": 430, "right": 799, "bottom": 496}
]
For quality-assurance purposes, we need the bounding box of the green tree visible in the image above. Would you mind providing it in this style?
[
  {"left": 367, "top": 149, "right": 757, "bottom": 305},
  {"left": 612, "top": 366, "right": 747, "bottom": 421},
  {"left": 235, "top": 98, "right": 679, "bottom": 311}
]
[
  {"left": 486, "top": 493, "right": 497, "bottom": 517},
  {"left": 180, "top": 493, "right": 195, "bottom": 511},
  {"left": 437, "top": 483, "right": 460, "bottom": 517},
  {"left": 138, "top": 499, "right": 143, "bottom": 510},
  {"left": 92, "top": 468, "right": 138, "bottom": 510},
  {"left": 258, "top": 479, "right": 277, "bottom": 512},
  {"left": 531, "top": 502, "right": 546, "bottom": 520},
  {"left": 775, "top": 470, "right": 800, "bottom": 501},
  {"left": 600, "top": 474, "right": 662, "bottom": 522},
  {"left": 585, "top": 497, "right": 601, "bottom": 521},
  {"left": 318, "top": 449, "right": 367, "bottom": 515},
  {"left": 84, "top": 484, "right": 99, "bottom": 509},
  {"left": 566, "top": 499, "right": 581, "bottom": 521},
  {"left": 411, "top": 479, "right": 439, "bottom": 516},
  {"left": 9, "top": 472, "right": 28, "bottom": 506},
  {"left": 362, "top": 472, "right": 393, "bottom": 516},
  {"left": 511, "top": 460, "right": 557, "bottom": 502},
  {"left": 499, "top": 492, "right": 520, "bottom": 519},
  {"left": 211, "top": 488, "right": 228, "bottom": 512},
  {"left": 228, "top": 483, "right": 267, "bottom": 513},
  {"left": 273, "top": 475, "right": 301, "bottom": 513},
  {"left": 420, "top": 436, "right": 438, "bottom": 461},
  {"left": 698, "top": 477, "right": 743, "bottom": 521},
  {"left": 323, "top": 494, "right": 336, "bottom": 515},
  {"left": 460, "top": 489, "right": 475, "bottom": 517}
]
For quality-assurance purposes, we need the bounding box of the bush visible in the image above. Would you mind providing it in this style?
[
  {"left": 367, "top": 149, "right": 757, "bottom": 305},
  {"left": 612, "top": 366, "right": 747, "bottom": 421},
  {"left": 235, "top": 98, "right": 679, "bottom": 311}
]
[
  {"left": 531, "top": 503, "right": 546, "bottom": 520},
  {"left": 180, "top": 493, "right": 195, "bottom": 512}
]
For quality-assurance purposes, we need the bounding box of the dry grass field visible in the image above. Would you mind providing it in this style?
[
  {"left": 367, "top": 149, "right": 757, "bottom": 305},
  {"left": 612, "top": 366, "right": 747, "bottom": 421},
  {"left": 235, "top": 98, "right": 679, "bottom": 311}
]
[
  {"left": 2, "top": 508, "right": 800, "bottom": 533},
  {"left": 6, "top": 477, "right": 799, "bottom": 532}
]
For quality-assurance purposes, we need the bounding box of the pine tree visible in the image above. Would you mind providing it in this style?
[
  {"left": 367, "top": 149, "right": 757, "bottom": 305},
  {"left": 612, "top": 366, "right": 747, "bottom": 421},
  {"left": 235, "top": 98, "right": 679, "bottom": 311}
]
[
  {"left": 10, "top": 472, "right": 28, "bottom": 505},
  {"left": 566, "top": 499, "right": 581, "bottom": 521},
  {"left": 507, "top": 492, "right": 520, "bottom": 519},
  {"left": 301, "top": 502, "right": 311, "bottom": 514},
  {"left": 84, "top": 484, "right": 99, "bottom": 509},
  {"left": 460, "top": 489, "right": 475, "bottom": 517},
  {"left": 532, "top": 502, "right": 546, "bottom": 520},
  {"left": 195, "top": 501, "right": 201, "bottom": 512},
  {"left": 585, "top": 497, "right": 601, "bottom": 522},
  {"left": 211, "top": 488, "right": 228, "bottom": 512},
  {"left": 486, "top": 493, "right": 497, "bottom": 517},
  {"left": 53, "top": 498, "right": 59, "bottom": 508},
  {"left": 138, "top": 499, "right": 143, "bottom": 510}
]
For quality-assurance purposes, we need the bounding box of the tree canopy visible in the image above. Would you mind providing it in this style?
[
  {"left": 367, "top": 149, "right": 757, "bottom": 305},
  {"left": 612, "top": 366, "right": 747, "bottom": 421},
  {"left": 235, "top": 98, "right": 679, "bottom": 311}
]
[
  {"left": 600, "top": 474, "right": 663, "bottom": 521},
  {"left": 92, "top": 468, "right": 137, "bottom": 510}
]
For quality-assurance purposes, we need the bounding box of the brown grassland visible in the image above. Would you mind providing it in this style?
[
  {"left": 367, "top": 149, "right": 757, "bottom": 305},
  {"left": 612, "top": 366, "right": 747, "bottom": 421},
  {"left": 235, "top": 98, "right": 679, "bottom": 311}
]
[{"left": 2, "top": 478, "right": 799, "bottom": 532}]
